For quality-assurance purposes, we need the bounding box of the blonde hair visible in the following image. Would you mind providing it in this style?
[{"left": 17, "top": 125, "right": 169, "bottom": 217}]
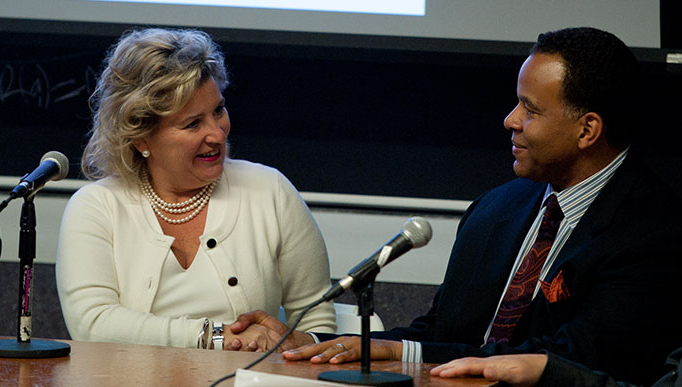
[{"left": 82, "top": 28, "right": 229, "bottom": 187}]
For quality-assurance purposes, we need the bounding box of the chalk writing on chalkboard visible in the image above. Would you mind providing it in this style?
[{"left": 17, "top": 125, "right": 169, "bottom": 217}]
[
  {"left": 0, "top": 62, "right": 98, "bottom": 112},
  {"left": 0, "top": 50, "right": 104, "bottom": 178}
]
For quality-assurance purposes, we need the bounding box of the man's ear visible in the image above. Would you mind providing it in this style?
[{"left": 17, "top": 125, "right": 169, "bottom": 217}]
[{"left": 577, "top": 112, "right": 604, "bottom": 150}]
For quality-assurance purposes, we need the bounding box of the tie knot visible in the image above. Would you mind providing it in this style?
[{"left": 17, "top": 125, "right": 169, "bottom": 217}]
[{"left": 543, "top": 194, "right": 564, "bottom": 222}]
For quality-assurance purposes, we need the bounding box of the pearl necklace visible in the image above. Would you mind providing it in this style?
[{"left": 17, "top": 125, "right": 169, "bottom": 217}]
[{"left": 140, "top": 171, "right": 218, "bottom": 224}]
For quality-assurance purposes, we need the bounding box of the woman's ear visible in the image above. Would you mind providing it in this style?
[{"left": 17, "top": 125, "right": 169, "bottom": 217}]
[
  {"left": 577, "top": 112, "right": 604, "bottom": 150},
  {"left": 132, "top": 139, "right": 147, "bottom": 154}
]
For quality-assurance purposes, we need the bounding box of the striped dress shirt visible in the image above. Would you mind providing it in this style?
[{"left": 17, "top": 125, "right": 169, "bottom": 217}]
[{"left": 402, "top": 149, "right": 629, "bottom": 363}]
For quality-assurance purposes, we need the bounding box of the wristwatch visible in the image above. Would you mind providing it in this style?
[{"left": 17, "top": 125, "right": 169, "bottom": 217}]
[{"left": 211, "top": 321, "right": 224, "bottom": 350}]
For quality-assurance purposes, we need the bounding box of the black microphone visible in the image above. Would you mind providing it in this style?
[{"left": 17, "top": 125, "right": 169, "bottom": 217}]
[
  {"left": 322, "top": 217, "right": 432, "bottom": 301},
  {"left": 10, "top": 151, "right": 69, "bottom": 199}
]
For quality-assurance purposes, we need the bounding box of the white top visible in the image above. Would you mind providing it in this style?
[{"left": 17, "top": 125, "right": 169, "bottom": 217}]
[
  {"left": 56, "top": 159, "right": 336, "bottom": 348},
  {"left": 151, "top": 249, "right": 229, "bottom": 319}
]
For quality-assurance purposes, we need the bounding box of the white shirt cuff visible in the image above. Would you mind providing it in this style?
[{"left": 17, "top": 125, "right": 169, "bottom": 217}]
[
  {"left": 307, "top": 332, "right": 321, "bottom": 344},
  {"left": 401, "top": 340, "right": 422, "bottom": 363}
]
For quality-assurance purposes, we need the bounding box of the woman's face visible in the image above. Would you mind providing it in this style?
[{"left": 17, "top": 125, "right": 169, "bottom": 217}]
[{"left": 137, "top": 77, "right": 229, "bottom": 195}]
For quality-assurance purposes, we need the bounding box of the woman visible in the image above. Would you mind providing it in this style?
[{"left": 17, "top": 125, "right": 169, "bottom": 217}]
[{"left": 55, "top": 28, "right": 336, "bottom": 350}]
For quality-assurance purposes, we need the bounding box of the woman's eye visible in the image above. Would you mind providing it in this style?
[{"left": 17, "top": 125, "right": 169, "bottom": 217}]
[
  {"left": 184, "top": 119, "right": 199, "bottom": 129},
  {"left": 214, "top": 105, "right": 225, "bottom": 116}
]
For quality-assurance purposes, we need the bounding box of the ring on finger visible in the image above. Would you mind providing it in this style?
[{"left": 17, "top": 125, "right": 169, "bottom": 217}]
[{"left": 335, "top": 343, "right": 348, "bottom": 352}]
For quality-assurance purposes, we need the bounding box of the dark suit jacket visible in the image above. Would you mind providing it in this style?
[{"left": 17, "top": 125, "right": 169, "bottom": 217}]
[
  {"left": 538, "top": 347, "right": 682, "bottom": 386},
  {"left": 373, "top": 155, "right": 682, "bottom": 385}
]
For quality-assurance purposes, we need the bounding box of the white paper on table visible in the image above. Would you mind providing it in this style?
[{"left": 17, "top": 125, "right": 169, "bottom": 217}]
[{"left": 234, "top": 369, "right": 362, "bottom": 386}]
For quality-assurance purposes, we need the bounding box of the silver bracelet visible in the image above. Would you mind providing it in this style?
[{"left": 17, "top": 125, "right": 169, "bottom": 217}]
[
  {"left": 197, "top": 318, "right": 211, "bottom": 349},
  {"left": 211, "top": 321, "right": 224, "bottom": 351}
]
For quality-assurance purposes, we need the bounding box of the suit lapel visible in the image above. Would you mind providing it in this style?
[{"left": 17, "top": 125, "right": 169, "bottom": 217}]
[
  {"left": 438, "top": 182, "right": 546, "bottom": 343},
  {"left": 546, "top": 157, "right": 638, "bottom": 279}
]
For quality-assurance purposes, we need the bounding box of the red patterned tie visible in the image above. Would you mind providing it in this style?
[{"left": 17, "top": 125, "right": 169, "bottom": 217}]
[{"left": 487, "top": 194, "right": 564, "bottom": 344}]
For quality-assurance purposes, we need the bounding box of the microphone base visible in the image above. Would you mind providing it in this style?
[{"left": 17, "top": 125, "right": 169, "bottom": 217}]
[
  {"left": 0, "top": 339, "right": 71, "bottom": 358},
  {"left": 318, "top": 370, "right": 413, "bottom": 386}
]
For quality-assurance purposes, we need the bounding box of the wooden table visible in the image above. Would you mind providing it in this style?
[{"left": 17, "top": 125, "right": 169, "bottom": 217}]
[{"left": 0, "top": 338, "right": 495, "bottom": 386}]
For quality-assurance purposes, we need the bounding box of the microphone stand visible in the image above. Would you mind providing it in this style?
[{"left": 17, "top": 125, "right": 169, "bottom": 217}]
[
  {"left": 318, "top": 280, "right": 412, "bottom": 386},
  {"left": 0, "top": 195, "right": 70, "bottom": 358}
]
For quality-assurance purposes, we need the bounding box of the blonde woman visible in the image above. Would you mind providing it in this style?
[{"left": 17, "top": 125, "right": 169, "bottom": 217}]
[{"left": 56, "top": 28, "right": 336, "bottom": 350}]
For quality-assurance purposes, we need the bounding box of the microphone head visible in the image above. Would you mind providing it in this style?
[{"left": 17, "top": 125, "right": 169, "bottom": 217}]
[
  {"left": 41, "top": 151, "right": 70, "bottom": 181},
  {"left": 402, "top": 217, "right": 432, "bottom": 248}
]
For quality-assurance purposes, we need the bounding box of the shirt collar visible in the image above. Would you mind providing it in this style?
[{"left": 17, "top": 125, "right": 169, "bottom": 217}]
[{"left": 543, "top": 148, "right": 629, "bottom": 226}]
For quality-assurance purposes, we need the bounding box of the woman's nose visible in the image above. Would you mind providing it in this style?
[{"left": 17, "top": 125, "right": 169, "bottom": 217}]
[{"left": 207, "top": 114, "right": 230, "bottom": 142}]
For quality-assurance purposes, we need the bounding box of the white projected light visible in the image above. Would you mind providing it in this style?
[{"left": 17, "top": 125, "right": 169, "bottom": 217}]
[{"left": 87, "top": 0, "right": 426, "bottom": 16}]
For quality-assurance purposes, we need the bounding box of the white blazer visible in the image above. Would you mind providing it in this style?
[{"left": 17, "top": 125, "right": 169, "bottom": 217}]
[{"left": 56, "top": 159, "right": 336, "bottom": 347}]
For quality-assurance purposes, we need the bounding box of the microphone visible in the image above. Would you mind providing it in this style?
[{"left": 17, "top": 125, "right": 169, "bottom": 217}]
[
  {"left": 10, "top": 151, "right": 69, "bottom": 199},
  {"left": 322, "top": 217, "right": 432, "bottom": 301}
]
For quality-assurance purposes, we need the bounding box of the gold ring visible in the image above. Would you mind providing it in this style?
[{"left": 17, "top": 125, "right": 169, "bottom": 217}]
[{"left": 335, "top": 343, "right": 348, "bottom": 352}]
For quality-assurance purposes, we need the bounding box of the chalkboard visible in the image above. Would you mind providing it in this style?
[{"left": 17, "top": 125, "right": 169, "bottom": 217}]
[
  {"left": 1, "top": 35, "right": 103, "bottom": 181},
  {"left": 2, "top": 26, "right": 681, "bottom": 201}
]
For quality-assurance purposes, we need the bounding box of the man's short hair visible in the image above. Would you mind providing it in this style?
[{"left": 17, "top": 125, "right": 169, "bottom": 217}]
[{"left": 530, "top": 27, "right": 640, "bottom": 148}]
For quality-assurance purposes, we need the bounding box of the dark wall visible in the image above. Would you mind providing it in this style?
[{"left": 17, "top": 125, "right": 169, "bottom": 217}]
[
  {"left": 1, "top": 21, "right": 681, "bottom": 201},
  {"left": 661, "top": 0, "right": 682, "bottom": 49},
  {"left": 0, "top": 263, "right": 70, "bottom": 339},
  {"left": 334, "top": 282, "right": 439, "bottom": 331}
]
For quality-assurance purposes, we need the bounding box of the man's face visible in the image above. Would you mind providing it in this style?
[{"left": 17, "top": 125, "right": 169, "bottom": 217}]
[{"left": 503, "top": 53, "right": 585, "bottom": 190}]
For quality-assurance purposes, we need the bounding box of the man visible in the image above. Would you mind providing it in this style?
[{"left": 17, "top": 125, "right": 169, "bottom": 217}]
[
  {"left": 430, "top": 347, "right": 682, "bottom": 386},
  {"left": 231, "top": 27, "right": 682, "bottom": 385}
]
